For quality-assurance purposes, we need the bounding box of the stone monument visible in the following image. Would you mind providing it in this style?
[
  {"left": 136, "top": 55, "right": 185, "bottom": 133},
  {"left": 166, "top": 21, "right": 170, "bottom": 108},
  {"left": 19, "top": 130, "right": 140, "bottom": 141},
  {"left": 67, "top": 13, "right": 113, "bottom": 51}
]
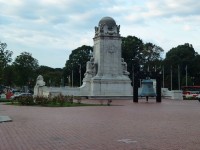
[{"left": 79, "top": 16, "right": 132, "bottom": 96}]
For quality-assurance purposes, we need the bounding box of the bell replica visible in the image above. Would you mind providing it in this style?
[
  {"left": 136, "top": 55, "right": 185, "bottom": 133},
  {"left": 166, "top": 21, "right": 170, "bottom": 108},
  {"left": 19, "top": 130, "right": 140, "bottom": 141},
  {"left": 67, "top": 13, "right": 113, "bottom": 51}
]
[{"left": 140, "top": 78, "right": 156, "bottom": 101}]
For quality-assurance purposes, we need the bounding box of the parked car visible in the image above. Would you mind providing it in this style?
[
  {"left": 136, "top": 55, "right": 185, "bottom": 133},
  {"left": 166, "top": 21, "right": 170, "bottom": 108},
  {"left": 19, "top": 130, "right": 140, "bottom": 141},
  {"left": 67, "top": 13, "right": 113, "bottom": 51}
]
[{"left": 10, "top": 93, "right": 33, "bottom": 100}]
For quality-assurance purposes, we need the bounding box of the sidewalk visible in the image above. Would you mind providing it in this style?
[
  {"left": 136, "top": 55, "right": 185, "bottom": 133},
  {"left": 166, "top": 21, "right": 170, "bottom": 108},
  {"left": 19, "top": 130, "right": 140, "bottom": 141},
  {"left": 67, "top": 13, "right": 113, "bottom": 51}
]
[{"left": 0, "top": 99, "right": 200, "bottom": 150}]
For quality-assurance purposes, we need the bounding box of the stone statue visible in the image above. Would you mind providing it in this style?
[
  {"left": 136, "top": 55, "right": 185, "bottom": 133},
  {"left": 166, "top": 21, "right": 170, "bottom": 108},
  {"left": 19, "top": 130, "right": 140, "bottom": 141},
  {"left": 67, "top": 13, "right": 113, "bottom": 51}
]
[
  {"left": 34, "top": 75, "right": 46, "bottom": 97},
  {"left": 121, "top": 58, "right": 129, "bottom": 76},
  {"left": 117, "top": 25, "right": 120, "bottom": 33},
  {"left": 35, "top": 75, "right": 45, "bottom": 87},
  {"left": 84, "top": 57, "right": 96, "bottom": 78}
]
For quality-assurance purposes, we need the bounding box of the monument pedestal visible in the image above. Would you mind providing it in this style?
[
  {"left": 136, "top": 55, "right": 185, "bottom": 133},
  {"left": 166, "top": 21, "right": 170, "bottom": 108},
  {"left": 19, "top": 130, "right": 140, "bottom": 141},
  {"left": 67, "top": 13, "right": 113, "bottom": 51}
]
[{"left": 90, "top": 76, "right": 132, "bottom": 96}]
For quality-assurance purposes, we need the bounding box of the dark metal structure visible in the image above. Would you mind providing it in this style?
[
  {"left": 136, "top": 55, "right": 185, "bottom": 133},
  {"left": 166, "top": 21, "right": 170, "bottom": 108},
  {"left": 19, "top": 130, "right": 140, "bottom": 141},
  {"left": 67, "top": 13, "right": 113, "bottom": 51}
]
[{"left": 132, "top": 63, "right": 162, "bottom": 103}]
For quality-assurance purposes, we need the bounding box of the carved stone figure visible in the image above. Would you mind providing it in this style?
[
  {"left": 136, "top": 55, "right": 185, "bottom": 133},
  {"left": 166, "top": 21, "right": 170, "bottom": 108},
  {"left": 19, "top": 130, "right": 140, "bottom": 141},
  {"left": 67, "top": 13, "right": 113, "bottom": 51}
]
[
  {"left": 117, "top": 25, "right": 120, "bottom": 33},
  {"left": 35, "top": 75, "right": 45, "bottom": 87},
  {"left": 121, "top": 58, "right": 129, "bottom": 76},
  {"left": 84, "top": 57, "right": 96, "bottom": 78},
  {"left": 94, "top": 17, "right": 121, "bottom": 37}
]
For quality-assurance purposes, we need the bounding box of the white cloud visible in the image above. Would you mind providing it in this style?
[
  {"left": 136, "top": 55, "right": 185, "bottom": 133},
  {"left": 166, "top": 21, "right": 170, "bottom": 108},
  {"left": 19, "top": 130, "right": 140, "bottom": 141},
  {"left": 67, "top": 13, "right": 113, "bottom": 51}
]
[{"left": 183, "top": 24, "right": 192, "bottom": 31}]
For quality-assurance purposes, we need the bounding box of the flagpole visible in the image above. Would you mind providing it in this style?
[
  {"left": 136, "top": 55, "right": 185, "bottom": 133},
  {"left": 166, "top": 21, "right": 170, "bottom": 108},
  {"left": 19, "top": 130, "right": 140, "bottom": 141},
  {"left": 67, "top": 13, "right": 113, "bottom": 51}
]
[
  {"left": 71, "top": 63, "right": 73, "bottom": 88},
  {"left": 186, "top": 65, "right": 188, "bottom": 86},
  {"left": 72, "top": 70, "right": 73, "bottom": 88},
  {"left": 68, "top": 76, "right": 70, "bottom": 86},
  {"left": 162, "top": 66, "right": 164, "bottom": 88},
  {"left": 171, "top": 65, "right": 172, "bottom": 91},
  {"left": 79, "top": 64, "right": 81, "bottom": 86},
  {"left": 178, "top": 65, "right": 180, "bottom": 90}
]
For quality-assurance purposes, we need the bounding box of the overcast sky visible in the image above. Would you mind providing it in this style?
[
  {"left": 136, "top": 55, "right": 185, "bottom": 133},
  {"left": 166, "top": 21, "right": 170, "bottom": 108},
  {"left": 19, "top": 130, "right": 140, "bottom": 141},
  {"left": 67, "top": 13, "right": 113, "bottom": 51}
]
[{"left": 0, "top": 0, "right": 200, "bottom": 68}]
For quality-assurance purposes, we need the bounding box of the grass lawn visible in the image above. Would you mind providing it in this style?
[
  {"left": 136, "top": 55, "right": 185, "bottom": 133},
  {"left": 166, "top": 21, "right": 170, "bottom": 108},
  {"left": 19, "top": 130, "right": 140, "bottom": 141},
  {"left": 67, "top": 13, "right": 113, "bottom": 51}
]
[{"left": 0, "top": 98, "right": 11, "bottom": 102}]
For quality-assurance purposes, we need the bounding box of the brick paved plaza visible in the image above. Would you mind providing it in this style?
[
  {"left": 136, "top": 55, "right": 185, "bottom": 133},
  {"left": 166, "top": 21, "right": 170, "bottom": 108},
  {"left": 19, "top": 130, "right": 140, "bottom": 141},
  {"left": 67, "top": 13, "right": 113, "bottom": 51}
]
[{"left": 0, "top": 99, "right": 200, "bottom": 150}]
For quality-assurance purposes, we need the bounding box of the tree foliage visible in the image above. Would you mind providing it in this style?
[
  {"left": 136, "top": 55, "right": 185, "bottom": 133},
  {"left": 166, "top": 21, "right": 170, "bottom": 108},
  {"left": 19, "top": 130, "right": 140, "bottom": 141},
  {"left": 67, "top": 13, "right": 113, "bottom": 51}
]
[
  {"left": 122, "top": 36, "right": 144, "bottom": 62},
  {"left": 163, "top": 43, "right": 200, "bottom": 88},
  {"left": 13, "top": 52, "right": 39, "bottom": 86},
  {"left": 3, "top": 65, "right": 16, "bottom": 86},
  {"left": 165, "top": 43, "right": 196, "bottom": 67},
  {"left": 64, "top": 45, "right": 93, "bottom": 86},
  {"left": 121, "top": 36, "right": 164, "bottom": 78},
  {"left": 36, "top": 66, "right": 63, "bottom": 86},
  {"left": 143, "top": 42, "right": 164, "bottom": 62},
  {"left": 0, "top": 41, "right": 13, "bottom": 83},
  {"left": 0, "top": 41, "right": 13, "bottom": 68}
]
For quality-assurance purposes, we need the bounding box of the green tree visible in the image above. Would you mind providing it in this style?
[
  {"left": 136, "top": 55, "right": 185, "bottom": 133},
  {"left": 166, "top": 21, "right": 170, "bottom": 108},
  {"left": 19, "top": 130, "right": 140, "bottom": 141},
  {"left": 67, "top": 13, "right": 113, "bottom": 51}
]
[
  {"left": 189, "top": 54, "right": 200, "bottom": 85},
  {"left": 0, "top": 41, "right": 13, "bottom": 83},
  {"left": 64, "top": 45, "right": 93, "bottom": 86},
  {"left": 122, "top": 36, "right": 144, "bottom": 77},
  {"left": 143, "top": 42, "right": 164, "bottom": 62},
  {"left": 143, "top": 42, "right": 164, "bottom": 71},
  {"left": 163, "top": 43, "right": 200, "bottom": 89},
  {"left": 3, "top": 65, "right": 16, "bottom": 86},
  {"left": 36, "top": 66, "right": 63, "bottom": 87},
  {"left": 122, "top": 36, "right": 164, "bottom": 78},
  {"left": 13, "top": 52, "right": 39, "bottom": 87}
]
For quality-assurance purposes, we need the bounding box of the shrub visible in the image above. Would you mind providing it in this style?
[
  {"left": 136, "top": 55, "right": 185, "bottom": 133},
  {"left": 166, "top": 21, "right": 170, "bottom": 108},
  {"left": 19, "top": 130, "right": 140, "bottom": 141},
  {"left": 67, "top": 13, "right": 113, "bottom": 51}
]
[
  {"left": 17, "top": 96, "right": 34, "bottom": 105},
  {"left": 69, "top": 95, "right": 74, "bottom": 103},
  {"left": 57, "top": 94, "right": 65, "bottom": 106},
  {"left": 52, "top": 96, "right": 58, "bottom": 105},
  {"left": 34, "top": 96, "right": 49, "bottom": 106},
  {"left": 74, "top": 96, "right": 82, "bottom": 104},
  {"left": 49, "top": 94, "right": 69, "bottom": 106},
  {"left": 183, "top": 97, "right": 199, "bottom": 100}
]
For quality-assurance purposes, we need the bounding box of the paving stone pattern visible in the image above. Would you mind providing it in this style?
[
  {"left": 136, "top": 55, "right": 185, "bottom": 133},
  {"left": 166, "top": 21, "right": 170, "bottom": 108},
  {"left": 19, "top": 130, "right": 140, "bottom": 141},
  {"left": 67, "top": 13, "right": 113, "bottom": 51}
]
[{"left": 0, "top": 99, "right": 200, "bottom": 150}]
